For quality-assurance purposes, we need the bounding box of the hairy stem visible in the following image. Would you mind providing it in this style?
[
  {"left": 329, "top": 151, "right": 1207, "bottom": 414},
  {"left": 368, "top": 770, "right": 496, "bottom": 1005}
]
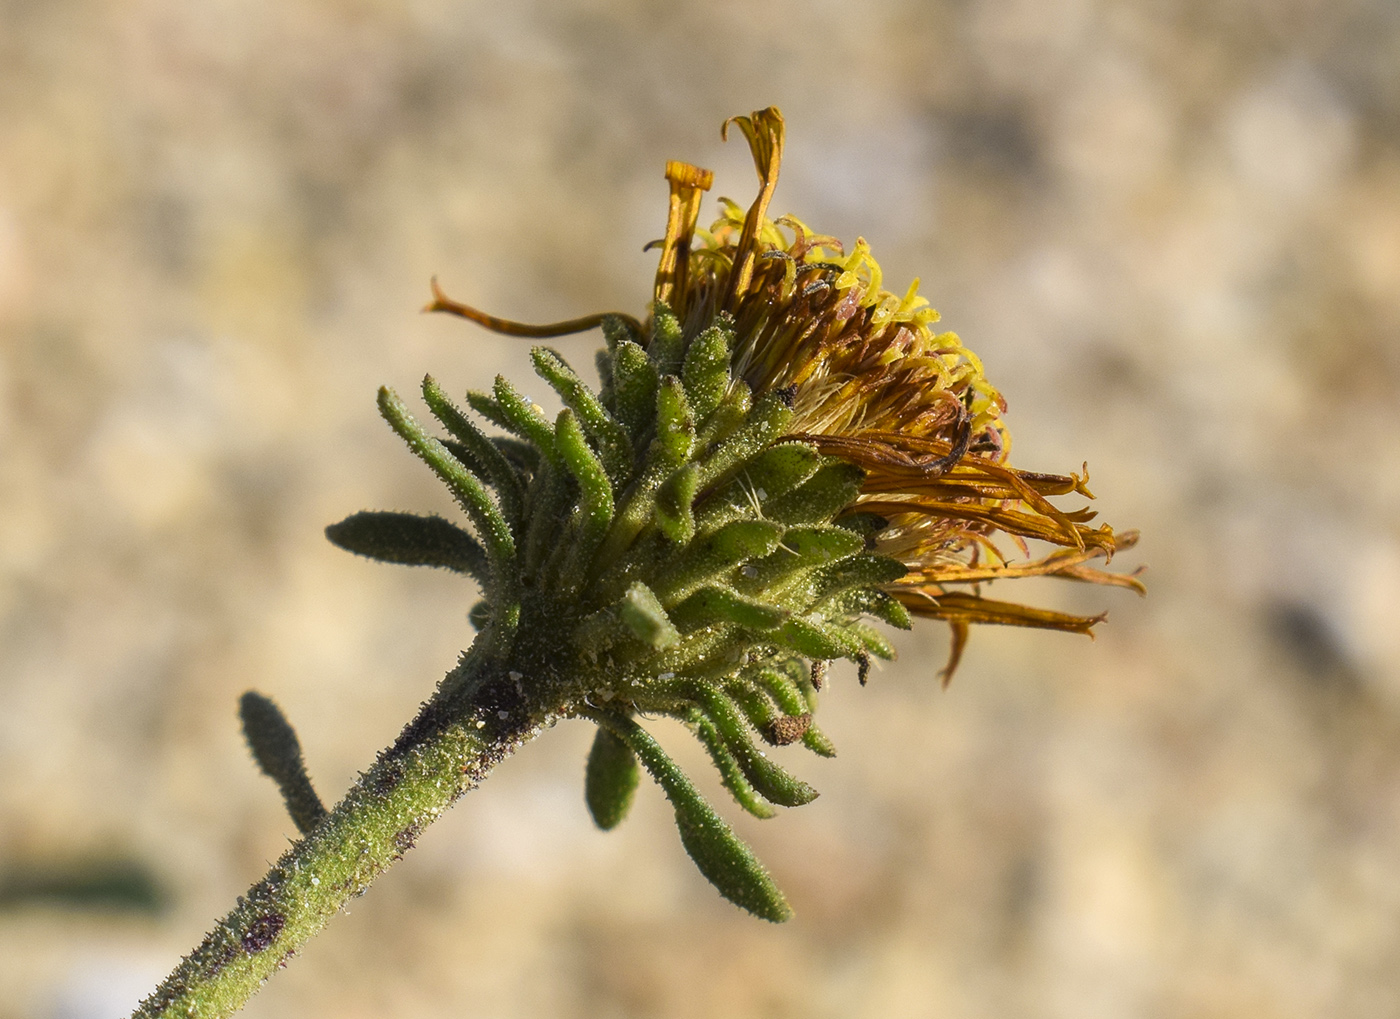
[{"left": 132, "top": 649, "right": 540, "bottom": 1019}]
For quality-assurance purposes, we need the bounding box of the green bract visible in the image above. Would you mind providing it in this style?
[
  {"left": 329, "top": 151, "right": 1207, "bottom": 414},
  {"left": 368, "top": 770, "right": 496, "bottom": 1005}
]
[{"left": 327, "top": 304, "right": 911, "bottom": 921}]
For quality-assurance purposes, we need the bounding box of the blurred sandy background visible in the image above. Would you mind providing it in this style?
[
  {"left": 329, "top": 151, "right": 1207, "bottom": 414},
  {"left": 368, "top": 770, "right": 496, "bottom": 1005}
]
[{"left": 2, "top": 0, "right": 1399, "bottom": 1016}]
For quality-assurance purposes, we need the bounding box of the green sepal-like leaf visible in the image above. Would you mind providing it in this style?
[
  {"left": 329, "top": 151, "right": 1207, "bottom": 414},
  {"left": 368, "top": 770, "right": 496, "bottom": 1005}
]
[
  {"left": 735, "top": 525, "right": 867, "bottom": 594},
  {"left": 655, "top": 464, "right": 700, "bottom": 543},
  {"left": 585, "top": 726, "right": 640, "bottom": 830},
  {"left": 325, "top": 511, "right": 487, "bottom": 582},
  {"left": 490, "top": 375, "right": 558, "bottom": 460},
  {"left": 675, "top": 810, "right": 790, "bottom": 919},
  {"left": 239, "top": 692, "right": 327, "bottom": 836},
  {"left": 688, "top": 709, "right": 777, "bottom": 819},
  {"left": 691, "top": 684, "right": 819, "bottom": 808},
  {"left": 778, "top": 656, "right": 819, "bottom": 706},
  {"left": 377, "top": 388, "right": 517, "bottom": 576},
  {"left": 724, "top": 680, "right": 777, "bottom": 733},
  {"left": 775, "top": 616, "right": 865, "bottom": 661},
  {"left": 651, "top": 519, "right": 785, "bottom": 603},
  {"left": 670, "top": 586, "right": 787, "bottom": 633},
  {"left": 721, "top": 667, "right": 834, "bottom": 756},
  {"left": 827, "top": 587, "right": 914, "bottom": 630},
  {"left": 555, "top": 409, "right": 615, "bottom": 579},
  {"left": 694, "top": 388, "right": 796, "bottom": 491},
  {"left": 743, "top": 441, "right": 824, "bottom": 501},
  {"left": 848, "top": 620, "right": 897, "bottom": 660},
  {"left": 799, "top": 554, "right": 909, "bottom": 607},
  {"left": 682, "top": 323, "right": 732, "bottom": 424},
  {"left": 753, "top": 667, "right": 809, "bottom": 718},
  {"left": 648, "top": 304, "right": 686, "bottom": 376},
  {"left": 532, "top": 348, "right": 632, "bottom": 484},
  {"left": 611, "top": 340, "right": 659, "bottom": 439},
  {"left": 723, "top": 680, "right": 814, "bottom": 750},
  {"left": 589, "top": 373, "right": 695, "bottom": 566},
  {"left": 589, "top": 710, "right": 792, "bottom": 922},
  {"left": 802, "top": 724, "right": 838, "bottom": 758},
  {"left": 654, "top": 376, "right": 696, "bottom": 465},
  {"left": 786, "top": 525, "right": 869, "bottom": 563},
  {"left": 692, "top": 380, "right": 751, "bottom": 453},
  {"left": 463, "top": 390, "right": 510, "bottom": 432},
  {"left": 618, "top": 582, "right": 680, "bottom": 649},
  {"left": 698, "top": 442, "right": 823, "bottom": 528},
  {"left": 422, "top": 376, "right": 525, "bottom": 531},
  {"left": 764, "top": 461, "right": 866, "bottom": 525}
]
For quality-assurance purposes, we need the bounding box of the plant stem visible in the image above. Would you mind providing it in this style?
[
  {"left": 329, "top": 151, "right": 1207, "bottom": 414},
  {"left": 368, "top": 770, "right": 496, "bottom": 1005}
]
[{"left": 132, "top": 648, "right": 541, "bottom": 1019}]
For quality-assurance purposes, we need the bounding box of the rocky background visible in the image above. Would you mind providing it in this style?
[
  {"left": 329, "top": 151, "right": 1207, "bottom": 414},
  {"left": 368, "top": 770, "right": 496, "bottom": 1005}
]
[{"left": 2, "top": 1, "right": 1399, "bottom": 1016}]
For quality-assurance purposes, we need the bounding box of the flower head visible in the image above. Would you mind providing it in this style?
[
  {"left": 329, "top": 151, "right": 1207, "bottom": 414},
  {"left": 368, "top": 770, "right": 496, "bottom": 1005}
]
[
  {"left": 435, "top": 106, "right": 1143, "bottom": 681},
  {"left": 345, "top": 107, "right": 1141, "bottom": 921}
]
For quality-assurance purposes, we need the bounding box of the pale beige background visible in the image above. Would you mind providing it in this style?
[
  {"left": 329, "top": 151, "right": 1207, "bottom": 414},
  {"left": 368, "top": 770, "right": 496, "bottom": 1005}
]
[{"left": 2, "top": 1, "right": 1399, "bottom": 1017}]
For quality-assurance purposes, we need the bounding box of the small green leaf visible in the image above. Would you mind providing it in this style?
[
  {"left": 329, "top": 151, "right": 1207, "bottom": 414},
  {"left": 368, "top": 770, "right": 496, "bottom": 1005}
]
[
  {"left": 735, "top": 525, "right": 867, "bottom": 593},
  {"left": 699, "top": 442, "right": 822, "bottom": 527},
  {"left": 651, "top": 519, "right": 785, "bottom": 603},
  {"left": 464, "top": 390, "right": 511, "bottom": 432},
  {"left": 490, "top": 375, "right": 557, "bottom": 459},
  {"left": 799, "top": 554, "right": 909, "bottom": 606},
  {"left": 611, "top": 340, "right": 659, "bottom": 438},
  {"left": 492, "top": 437, "right": 539, "bottom": 475},
  {"left": 555, "top": 409, "right": 615, "bottom": 560},
  {"left": 587, "top": 376, "right": 694, "bottom": 568},
  {"left": 778, "top": 655, "right": 817, "bottom": 698},
  {"left": 523, "top": 457, "right": 567, "bottom": 577},
  {"left": 239, "top": 692, "right": 327, "bottom": 836},
  {"left": 585, "top": 726, "right": 640, "bottom": 830},
  {"left": 691, "top": 380, "right": 751, "bottom": 453},
  {"left": 648, "top": 304, "right": 686, "bottom": 375},
  {"left": 670, "top": 586, "right": 788, "bottom": 633},
  {"left": 763, "top": 461, "right": 866, "bottom": 525},
  {"left": 692, "top": 684, "right": 819, "bottom": 808},
  {"left": 655, "top": 464, "right": 699, "bottom": 543},
  {"left": 802, "top": 724, "right": 838, "bottom": 758},
  {"left": 827, "top": 587, "right": 914, "bottom": 630},
  {"left": 601, "top": 314, "right": 643, "bottom": 348},
  {"left": 653, "top": 376, "right": 695, "bottom": 465},
  {"left": 531, "top": 347, "right": 632, "bottom": 483},
  {"left": 682, "top": 323, "right": 732, "bottom": 424},
  {"left": 325, "top": 512, "right": 487, "bottom": 582},
  {"left": 592, "top": 711, "right": 792, "bottom": 922},
  {"left": 619, "top": 582, "right": 680, "bottom": 649},
  {"left": 848, "top": 620, "right": 897, "bottom": 660},
  {"left": 422, "top": 376, "right": 525, "bottom": 530},
  {"left": 688, "top": 710, "right": 777, "bottom": 819},
  {"left": 594, "top": 348, "right": 615, "bottom": 407},
  {"left": 694, "top": 388, "right": 796, "bottom": 490},
  {"left": 744, "top": 442, "right": 824, "bottom": 502},
  {"left": 674, "top": 810, "right": 791, "bottom": 922},
  {"left": 723, "top": 681, "right": 777, "bottom": 732},
  {"left": 753, "top": 667, "right": 809, "bottom": 718},
  {"left": 775, "top": 616, "right": 864, "bottom": 661},
  {"left": 376, "top": 387, "right": 517, "bottom": 576},
  {"left": 834, "top": 511, "right": 888, "bottom": 539}
]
